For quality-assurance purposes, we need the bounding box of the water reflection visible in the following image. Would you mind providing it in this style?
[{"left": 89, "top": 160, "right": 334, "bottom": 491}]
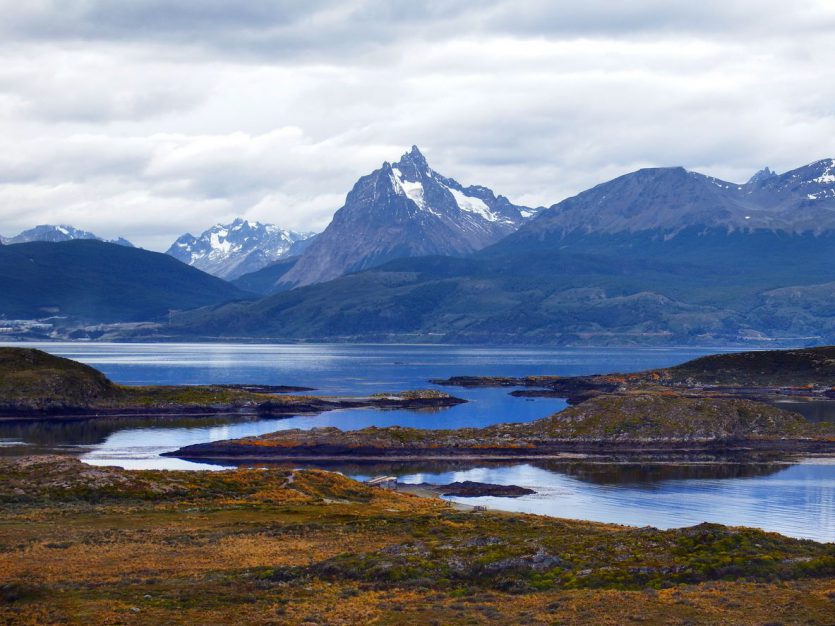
[
  {"left": 191, "top": 458, "right": 788, "bottom": 485},
  {"left": 534, "top": 460, "right": 788, "bottom": 485},
  {"left": 0, "top": 414, "right": 264, "bottom": 447},
  {"left": 394, "top": 462, "right": 835, "bottom": 542},
  {"left": 769, "top": 399, "right": 835, "bottom": 424}
]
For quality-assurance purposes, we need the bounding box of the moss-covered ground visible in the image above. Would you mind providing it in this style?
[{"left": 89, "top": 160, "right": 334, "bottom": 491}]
[{"left": 1, "top": 456, "right": 834, "bottom": 625}]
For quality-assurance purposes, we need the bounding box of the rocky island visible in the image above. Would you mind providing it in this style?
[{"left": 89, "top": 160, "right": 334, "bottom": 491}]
[
  {"left": 410, "top": 481, "right": 538, "bottom": 498},
  {"left": 0, "top": 347, "right": 465, "bottom": 418},
  {"left": 433, "top": 346, "right": 835, "bottom": 402},
  {"left": 171, "top": 347, "right": 835, "bottom": 462}
]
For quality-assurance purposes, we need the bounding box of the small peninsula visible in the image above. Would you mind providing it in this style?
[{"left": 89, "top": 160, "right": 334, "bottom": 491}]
[{"left": 0, "top": 347, "right": 465, "bottom": 418}]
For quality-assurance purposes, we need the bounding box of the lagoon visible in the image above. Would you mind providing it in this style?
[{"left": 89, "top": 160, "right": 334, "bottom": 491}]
[{"left": 1, "top": 341, "right": 833, "bottom": 541}]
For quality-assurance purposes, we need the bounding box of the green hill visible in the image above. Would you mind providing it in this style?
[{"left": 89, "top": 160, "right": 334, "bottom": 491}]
[
  {"left": 0, "top": 347, "right": 115, "bottom": 409},
  {"left": 666, "top": 346, "right": 835, "bottom": 386},
  {"left": 0, "top": 240, "right": 252, "bottom": 322}
]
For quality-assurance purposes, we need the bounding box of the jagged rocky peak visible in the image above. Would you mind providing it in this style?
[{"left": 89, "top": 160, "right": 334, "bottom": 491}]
[
  {"left": 278, "top": 145, "right": 537, "bottom": 288},
  {"left": 747, "top": 167, "right": 778, "bottom": 185},
  {"left": 166, "top": 218, "right": 316, "bottom": 280},
  {"left": 394, "top": 145, "right": 430, "bottom": 175},
  {"left": 749, "top": 158, "right": 835, "bottom": 202},
  {"left": 3, "top": 224, "right": 134, "bottom": 247}
]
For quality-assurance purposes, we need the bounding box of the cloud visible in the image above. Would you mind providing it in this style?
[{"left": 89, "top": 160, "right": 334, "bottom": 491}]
[{"left": 0, "top": 1, "right": 833, "bottom": 249}]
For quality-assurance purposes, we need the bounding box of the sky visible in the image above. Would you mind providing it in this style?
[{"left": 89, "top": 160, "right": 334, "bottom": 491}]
[{"left": 0, "top": 1, "right": 834, "bottom": 251}]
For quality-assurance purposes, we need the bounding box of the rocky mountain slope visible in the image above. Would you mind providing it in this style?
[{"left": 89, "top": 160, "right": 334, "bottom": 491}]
[
  {"left": 166, "top": 218, "right": 315, "bottom": 279},
  {"left": 230, "top": 256, "right": 299, "bottom": 294},
  {"left": 492, "top": 159, "right": 835, "bottom": 250},
  {"left": 278, "top": 146, "right": 537, "bottom": 288}
]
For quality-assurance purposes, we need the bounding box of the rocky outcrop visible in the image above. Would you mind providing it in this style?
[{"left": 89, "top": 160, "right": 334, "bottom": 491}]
[{"left": 417, "top": 481, "right": 536, "bottom": 497}]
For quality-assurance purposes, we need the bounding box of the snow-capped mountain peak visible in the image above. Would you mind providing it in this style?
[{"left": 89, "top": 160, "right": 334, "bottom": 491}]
[
  {"left": 2, "top": 224, "right": 134, "bottom": 247},
  {"left": 385, "top": 146, "right": 522, "bottom": 225},
  {"left": 746, "top": 158, "right": 835, "bottom": 203},
  {"left": 279, "top": 145, "right": 536, "bottom": 287},
  {"left": 166, "top": 218, "right": 316, "bottom": 280},
  {"left": 809, "top": 159, "right": 835, "bottom": 185}
]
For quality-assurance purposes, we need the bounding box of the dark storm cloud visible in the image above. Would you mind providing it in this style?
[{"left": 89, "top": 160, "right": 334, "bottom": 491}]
[{"left": 5, "top": 1, "right": 830, "bottom": 58}]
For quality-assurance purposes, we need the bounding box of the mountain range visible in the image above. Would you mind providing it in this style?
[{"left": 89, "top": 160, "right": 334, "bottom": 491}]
[
  {"left": 165, "top": 219, "right": 315, "bottom": 280},
  {"left": 168, "top": 157, "right": 835, "bottom": 345},
  {"left": 0, "top": 225, "right": 134, "bottom": 247},
  {"left": 278, "top": 146, "right": 539, "bottom": 288},
  {"left": 4, "top": 152, "right": 835, "bottom": 346},
  {"left": 507, "top": 158, "right": 835, "bottom": 241}
]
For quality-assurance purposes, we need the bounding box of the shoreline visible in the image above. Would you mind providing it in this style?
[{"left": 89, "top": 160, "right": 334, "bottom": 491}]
[
  {"left": 168, "top": 437, "right": 835, "bottom": 463},
  {"left": 0, "top": 392, "right": 467, "bottom": 421},
  {"left": 171, "top": 451, "right": 835, "bottom": 464}
]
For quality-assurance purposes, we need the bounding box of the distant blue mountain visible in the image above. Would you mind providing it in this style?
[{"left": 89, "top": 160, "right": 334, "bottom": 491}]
[
  {"left": 1, "top": 224, "right": 134, "bottom": 247},
  {"left": 0, "top": 240, "right": 249, "bottom": 323},
  {"left": 168, "top": 158, "right": 835, "bottom": 346}
]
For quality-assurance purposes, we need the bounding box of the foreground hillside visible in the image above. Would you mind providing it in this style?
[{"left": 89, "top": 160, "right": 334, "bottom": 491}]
[
  {"left": 0, "top": 240, "right": 249, "bottom": 322},
  {"left": 1, "top": 456, "right": 833, "bottom": 625}
]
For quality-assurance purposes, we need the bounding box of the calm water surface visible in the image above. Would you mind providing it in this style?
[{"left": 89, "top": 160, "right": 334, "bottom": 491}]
[{"left": 1, "top": 342, "right": 833, "bottom": 541}]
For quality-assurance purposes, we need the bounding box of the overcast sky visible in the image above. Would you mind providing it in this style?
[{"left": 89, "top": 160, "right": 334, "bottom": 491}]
[{"left": 0, "top": 1, "right": 833, "bottom": 250}]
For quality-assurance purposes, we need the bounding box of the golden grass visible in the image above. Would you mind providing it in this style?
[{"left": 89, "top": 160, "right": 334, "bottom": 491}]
[{"left": 1, "top": 457, "right": 833, "bottom": 625}]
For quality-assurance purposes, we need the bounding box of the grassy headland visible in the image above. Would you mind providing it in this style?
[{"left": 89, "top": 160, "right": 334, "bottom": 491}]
[{"left": 0, "top": 347, "right": 464, "bottom": 417}]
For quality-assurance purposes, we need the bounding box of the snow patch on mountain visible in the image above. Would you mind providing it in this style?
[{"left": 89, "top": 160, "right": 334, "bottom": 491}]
[
  {"left": 444, "top": 186, "right": 497, "bottom": 222},
  {"left": 811, "top": 159, "right": 835, "bottom": 185},
  {"left": 391, "top": 167, "right": 428, "bottom": 210}
]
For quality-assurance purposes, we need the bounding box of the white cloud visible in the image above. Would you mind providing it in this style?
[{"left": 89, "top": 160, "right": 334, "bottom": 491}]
[{"left": 0, "top": 1, "right": 834, "bottom": 249}]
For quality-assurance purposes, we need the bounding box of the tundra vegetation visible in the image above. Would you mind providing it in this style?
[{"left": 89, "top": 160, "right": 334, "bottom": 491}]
[{"left": 1, "top": 456, "right": 834, "bottom": 625}]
